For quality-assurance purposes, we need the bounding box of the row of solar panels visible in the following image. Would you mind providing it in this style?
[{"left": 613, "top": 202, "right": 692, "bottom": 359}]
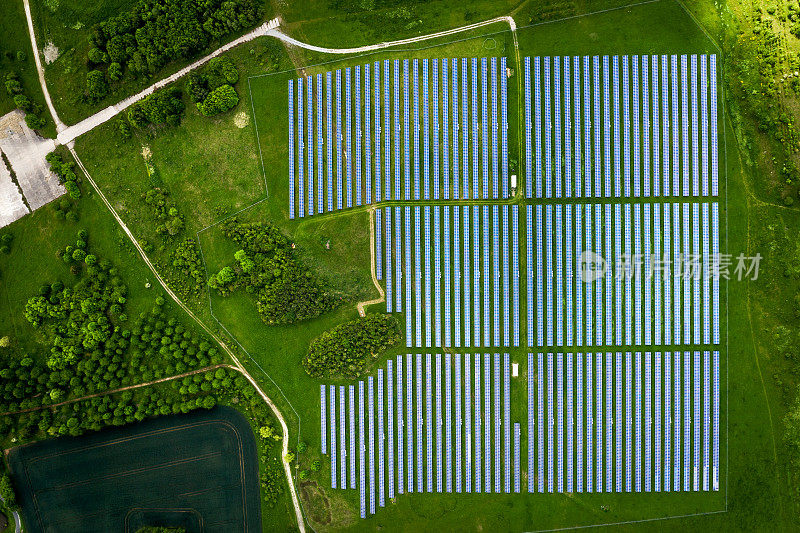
[
  {"left": 320, "top": 353, "right": 521, "bottom": 518},
  {"left": 287, "top": 57, "right": 511, "bottom": 219},
  {"left": 527, "top": 351, "right": 720, "bottom": 493},
  {"left": 524, "top": 54, "right": 719, "bottom": 200},
  {"left": 375, "top": 205, "right": 521, "bottom": 349},
  {"left": 528, "top": 202, "right": 721, "bottom": 348}
]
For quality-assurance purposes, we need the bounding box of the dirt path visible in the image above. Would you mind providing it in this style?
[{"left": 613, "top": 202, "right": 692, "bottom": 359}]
[
  {"left": 265, "top": 16, "right": 517, "bottom": 55},
  {"left": 356, "top": 206, "right": 385, "bottom": 316},
  {"left": 22, "top": 0, "right": 66, "bottom": 133},
  {"left": 67, "top": 145, "right": 306, "bottom": 533}
]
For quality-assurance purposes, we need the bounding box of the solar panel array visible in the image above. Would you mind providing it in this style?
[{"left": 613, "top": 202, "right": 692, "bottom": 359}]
[
  {"left": 526, "top": 351, "right": 720, "bottom": 493},
  {"left": 377, "top": 205, "right": 521, "bottom": 348},
  {"left": 528, "top": 202, "right": 721, "bottom": 348},
  {"left": 320, "top": 353, "right": 521, "bottom": 518},
  {"left": 287, "top": 58, "right": 511, "bottom": 218},
  {"left": 524, "top": 54, "right": 719, "bottom": 199}
]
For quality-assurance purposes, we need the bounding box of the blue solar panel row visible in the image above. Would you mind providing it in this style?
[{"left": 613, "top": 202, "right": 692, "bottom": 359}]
[
  {"left": 529, "top": 202, "right": 720, "bottom": 349},
  {"left": 528, "top": 351, "right": 721, "bottom": 494},
  {"left": 520, "top": 55, "right": 719, "bottom": 201}
]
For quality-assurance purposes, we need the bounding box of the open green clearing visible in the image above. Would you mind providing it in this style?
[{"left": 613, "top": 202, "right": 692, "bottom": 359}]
[{"left": 7, "top": 407, "right": 262, "bottom": 533}]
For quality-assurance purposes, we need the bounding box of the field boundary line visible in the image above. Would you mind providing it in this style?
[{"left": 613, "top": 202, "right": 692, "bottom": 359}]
[{"left": 528, "top": 508, "right": 727, "bottom": 532}]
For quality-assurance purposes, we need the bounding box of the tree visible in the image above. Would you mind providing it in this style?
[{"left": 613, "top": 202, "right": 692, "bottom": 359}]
[
  {"left": 88, "top": 47, "right": 108, "bottom": 64},
  {"left": 25, "top": 113, "right": 46, "bottom": 130},
  {"left": 86, "top": 70, "right": 109, "bottom": 101},
  {"left": 196, "top": 84, "right": 238, "bottom": 116},
  {"left": 108, "top": 62, "right": 123, "bottom": 81}
]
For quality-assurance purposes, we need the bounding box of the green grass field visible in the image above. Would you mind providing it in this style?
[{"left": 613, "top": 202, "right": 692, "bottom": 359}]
[
  {"left": 7, "top": 407, "right": 262, "bottom": 533},
  {"left": 1, "top": 0, "right": 794, "bottom": 530}
]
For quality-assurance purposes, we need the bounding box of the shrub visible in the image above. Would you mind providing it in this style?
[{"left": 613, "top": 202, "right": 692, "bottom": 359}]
[
  {"left": 108, "top": 62, "right": 123, "bottom": 81},
  {"left": 13, "top": 94, "right": 32, "bottom": 112},
  {"left": 196, "top": 84, "right": 238, "bottom": 116},
  {"left": 86, "top": 70, "right": 109, "bottom": 101},
  {"left": 88, "top": 47, "right": 108, "bottom": 64},
  {"left": 25, "top": 113, "right": 46, "bottom": 130}
]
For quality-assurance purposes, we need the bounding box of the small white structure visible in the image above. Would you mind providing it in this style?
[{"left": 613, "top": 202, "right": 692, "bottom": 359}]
[{"left": 511, "top": 362, "right": 519, "bottom": 377}]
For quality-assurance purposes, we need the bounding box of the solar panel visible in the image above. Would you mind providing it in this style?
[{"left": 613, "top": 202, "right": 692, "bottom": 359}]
[
  {"left": 703, "top": 351, "right": 710, "bottom": 491},
  {"left": 577, "top": 352, "right": 584, "bottom": 492},
  {"left": 330, "top": 385, "right": 337, "bottom": 488},
  {"left": 554, "top": 56, "right": 562, "bottom": 198},
  {"left": 683, "top": 352, "right": 691, "bottom": 491},
  {"left": 297, "top": 78, "right": 304, "bottom": 218},
  {"left": 454, "top": 207, "right": 461, "bottom": 347},
  {"left": 565, "top": 205, "right": 573, "bottom": 347},
  {"left": 385, "top": 208, "right": 391, "bottom": 311},
  {"left": 425, "top": 207, "right": 432, "bottom": 348},
  {"left": 443, "top": 59, "right": 450, "bottom": 200},
  {"left": 444, "top": 207, "right": 452, "bottom": 347},
  {"left": 389, "top": 359, "right": 396, "bottom": 498},
  {"left": 455, "top": 353, "right": 462, "bottom": 492},
  {"left": 396, "top": 355, "right": 404, "bottom": 495},
  {"left": 423, "top": 59, "right": 430, "bottom": 201},
  {"left": 465, "top": 353, "right": 472, "bottom": 493},
  {"left": 445, "top": 353, "right": 452, "bottom": 492},
  {"left": 426, "top": 353, "right": 433, "bottom": 493},
  {"left": 713, "top": 351, "right": 719, "bottom": 490},
  {"left": 491, "top": 57, "right": 499, "bottom": 199},
  {"left": 321, "top": 385, "right": 327, "bottom": 454},
  {"left": 378, "top": 371, "right": 385, "bottom": 506},
  {"left": 475, "top": 352, "right": 482, "bottom": 492},
  {"left": 494, "top": 353, "right": 501, "bottom": 493},
  {"left": 432, "top": 59, "right": 440, "bottom": 201},
  {"left": 435, "top": 353, "right": 442, "bottom": 492},
  {"left": 350, "top": 385, "right": 356, "bottom": 489},
  {"left": 556, "top": 353, "right": 564, "bottom": 492},
  {"left": 564, "top": 56, "right": 572, "bottom": 199},
  {"left": 664, "top": 352, "right": 672, "bottom": 491},
  {"left": 482, "top": 58, "right": 489, "bottom": 200},
  {"left": 358, "top": 381, "right": 365, "bottom": 517},
  {"left": 417, "top": 354, "right": 424, "bottom": 492},
  {"left": 352, "top": 69, "right": 360, "bottom": 208},
  {"left": 528, "top": 353, "right": 535, "bottom": 492},
  {"left": 566, "top": 352, "right": 574, "bottom": 493},
  {"left": 547, "top": 353, "right": 554, "bottom": 492},
  {"left": 383, "top": 61, "right": 391, "bottom": 202},
  {"left": 710, "top": 55, "right": 718, "bottom": 195},
  {"left": 407, "top": 354, "right": 414, "bottom": 492},
  {"left": 288, "top": 81, "right": 295, "bottom": 220},
  {"left": 645, "top": 352, "right": 652, "bottom": 492},
  {"left": 512, "top": 206, "right": 520, "bottom": 347},
  {"left": 368, "top": 377, "right": 375, "bottom": 514},
  {"left": 340, "top": 385, "right": 347, "bottom": 489},
  {"left": 485, "top": 353, "right": 492, "bottom": 493},
  {"left": 434, "top": 207, "right": 441, "bottom": 347},
  {"left": 514, "top": 422, "right": 521, "bottom": 493},
  {"left": 544, "top": 57, "right": 552, "bottom": 200},
  {"left": 307, "top": 76, "right": 314, "bottom": 215},
  {"left": 538, "top": 353, "right": 545, "bottom": 492}
]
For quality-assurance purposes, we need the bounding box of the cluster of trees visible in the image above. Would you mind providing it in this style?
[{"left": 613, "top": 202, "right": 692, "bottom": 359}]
[
  {"left": 208, "top": 220, "right": 341, "bottom": 325},
  {"left": 0, "top": 232, "right": 13, "bottom": 255},
  {"left": 302, "top": 315, "right": 400, "bottom": 378},
  {"left": 0, "top": 474, "right": 17, "bottom": 511},
  {"left": 143, "top": 187, "right": 185, "bottom": 238},
  {"left": 24, "top": 231, "right": 126, "bottom": 368},
  {"left": 168, "top": 238, "right": 205, "bottom": 299},
  {"left": 127, "top": 88, "right": 185, "bottom": 129},
  {"left": 85, "top": 0, "right": 262, "bottom": 100},
  {"left": 188, "top": 57, "right": 240, "bottom": 116},
  {"left": 5, "top": 71, "right": 47, "bottom": 130},
  {"left": 51, "top": 196, "right": 80, "bottom": 223},
  {"left": 47, "top": 152, "right": 81, "bottom": 200},
  {"left": 136, "top": 528, "right": 186, "bottom": 533}
]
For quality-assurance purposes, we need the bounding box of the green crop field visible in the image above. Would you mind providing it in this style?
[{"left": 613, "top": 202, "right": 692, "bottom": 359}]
[{"left": 7, "top": 407, "right": 262, "bottom": 533}]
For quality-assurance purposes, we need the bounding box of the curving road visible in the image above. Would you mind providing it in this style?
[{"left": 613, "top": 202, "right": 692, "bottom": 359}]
[{"left": 0, "top": 493, "right": 21, "bottom": 533}]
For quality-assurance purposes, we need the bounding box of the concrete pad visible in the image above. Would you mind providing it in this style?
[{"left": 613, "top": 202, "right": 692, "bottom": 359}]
[
  {"left": 0, "top": 153, "right": 29, "bottom": 228},
  {"left": 0, "top": 110, "right": 64, "bottom": 210}
]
